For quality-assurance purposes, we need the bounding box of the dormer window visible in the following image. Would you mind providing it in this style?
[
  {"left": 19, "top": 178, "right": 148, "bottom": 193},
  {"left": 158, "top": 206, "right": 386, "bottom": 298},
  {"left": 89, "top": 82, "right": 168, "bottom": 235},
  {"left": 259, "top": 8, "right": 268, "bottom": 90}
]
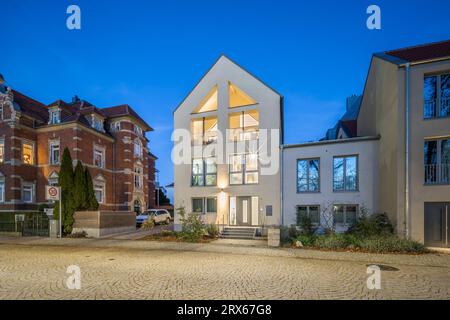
[
  {"left": 49, "top": 109, "right": 61, "bottom": 124},
  {"left": 111, "top": 122, "right": 121, "bottom": 132},
  {"left": 91, "top": 115, "right": 105, "bottom": 132}
]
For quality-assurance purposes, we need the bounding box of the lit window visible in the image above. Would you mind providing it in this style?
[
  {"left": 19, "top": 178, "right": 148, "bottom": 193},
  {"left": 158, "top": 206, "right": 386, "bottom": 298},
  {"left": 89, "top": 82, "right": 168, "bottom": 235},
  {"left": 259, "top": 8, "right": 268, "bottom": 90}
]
[
  {"left": 94, "top": 184, "right": 104, "bottom": 204},
  {"left": 229, "top": 110, "right": 259, "bottom": 141},
  {"left": 49, "top": 141, "right": 60, "bottom": 165},
  {"left": 191, "top": 116, "right": 218, "bottom": 145},
  {"left": 191, "top": 157, "right": 217, "bottom": 187},
  {"left": 192, "top": 85, "right": 218, "bottom": 113},
  {"left": 22, "top": 184, "right": 34, "bottom": 203},
  {"left": 22, "top": 142, "right": 34, "bottom": 165},
  {"left": 0, "top": 139, "right": 4, "bottom": 163},
  {"left": 229, "top": 153, "right": 258, "bottom": 185},
  {"left": 94, "top": 147, "right": 104, "bottom": 168},
  {"left": 228, "top": 82, "right": 257, "bottom": 108}
]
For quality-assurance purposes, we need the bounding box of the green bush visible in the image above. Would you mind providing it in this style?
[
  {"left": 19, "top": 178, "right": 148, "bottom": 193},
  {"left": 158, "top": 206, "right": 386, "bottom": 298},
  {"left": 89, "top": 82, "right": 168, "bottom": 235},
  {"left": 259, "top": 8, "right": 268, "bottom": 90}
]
[
  {"left": 296, "top": 212, "right": 315, "bottom": 236},
  {"left": 177, "top": 207, "right": 205, "bottom": 242},
  {"left": 348, "top": 213, "right": 394, "bottom": 237},
  {"left": 294, "top": 233, "right": 428, "bottom": 254},
  {"left": 206, "top": 224, "right": 219, "bottom": 237}
]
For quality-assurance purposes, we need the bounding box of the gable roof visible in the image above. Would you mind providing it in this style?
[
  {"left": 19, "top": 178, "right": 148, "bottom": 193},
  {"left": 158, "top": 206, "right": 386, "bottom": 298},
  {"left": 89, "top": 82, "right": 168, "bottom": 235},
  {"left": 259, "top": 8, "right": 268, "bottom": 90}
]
[
  {"left": 377, "top": 39, "right": 450, "bottom": 65},
  {"left": 173, "top": 54, "right": 283, "bottom": 114},
  {"left": 102, "top": 104, "right": 153, "bottom": 131}
]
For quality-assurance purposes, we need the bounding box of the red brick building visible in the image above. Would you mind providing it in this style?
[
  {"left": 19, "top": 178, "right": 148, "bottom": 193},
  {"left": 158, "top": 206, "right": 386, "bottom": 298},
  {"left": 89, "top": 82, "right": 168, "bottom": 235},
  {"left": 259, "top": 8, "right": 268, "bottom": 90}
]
[{"left": 0, "top": 80, "right": 156, "bottom": 215}]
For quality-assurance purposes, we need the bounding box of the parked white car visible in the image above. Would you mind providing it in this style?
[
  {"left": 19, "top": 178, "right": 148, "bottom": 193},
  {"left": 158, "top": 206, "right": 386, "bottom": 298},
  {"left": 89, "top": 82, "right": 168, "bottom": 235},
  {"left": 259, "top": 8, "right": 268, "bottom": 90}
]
[{"left": 136, "top": 209, "right": 172, "bottom": 227}]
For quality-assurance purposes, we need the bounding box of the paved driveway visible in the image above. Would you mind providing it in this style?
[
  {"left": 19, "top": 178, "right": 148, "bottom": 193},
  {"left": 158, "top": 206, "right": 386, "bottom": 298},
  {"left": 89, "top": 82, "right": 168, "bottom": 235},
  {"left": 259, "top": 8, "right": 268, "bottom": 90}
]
[{"left": 0, "top": 240, "right": 449, "bottom": 300}]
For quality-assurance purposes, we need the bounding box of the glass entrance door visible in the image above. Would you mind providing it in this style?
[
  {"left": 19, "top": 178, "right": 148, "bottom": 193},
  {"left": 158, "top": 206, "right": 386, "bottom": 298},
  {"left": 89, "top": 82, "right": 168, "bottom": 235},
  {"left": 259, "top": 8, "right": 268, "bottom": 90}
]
[
  {"left": 425, "top": 203, "right": 449, "bottom": 247},
  {"left": 229, "top": 196, "right": 259, "bottom": 226}
]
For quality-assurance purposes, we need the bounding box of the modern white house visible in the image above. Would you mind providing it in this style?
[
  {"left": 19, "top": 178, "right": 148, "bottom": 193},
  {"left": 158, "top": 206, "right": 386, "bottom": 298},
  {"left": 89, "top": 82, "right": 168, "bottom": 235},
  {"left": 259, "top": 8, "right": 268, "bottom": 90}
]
[
  {"left": 173, "top": 55, "right": 283, "bottom": 237},
  {"left": 173, "top": 39, "right": 450, "bottom": 247}
]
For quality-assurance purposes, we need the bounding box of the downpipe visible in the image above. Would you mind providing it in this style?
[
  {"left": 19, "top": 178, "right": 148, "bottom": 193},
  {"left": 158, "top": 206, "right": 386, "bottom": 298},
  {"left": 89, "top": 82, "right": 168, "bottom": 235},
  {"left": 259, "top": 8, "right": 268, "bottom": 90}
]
[{"left": 405, "top": 63, "right": 410, "bottom": 239}]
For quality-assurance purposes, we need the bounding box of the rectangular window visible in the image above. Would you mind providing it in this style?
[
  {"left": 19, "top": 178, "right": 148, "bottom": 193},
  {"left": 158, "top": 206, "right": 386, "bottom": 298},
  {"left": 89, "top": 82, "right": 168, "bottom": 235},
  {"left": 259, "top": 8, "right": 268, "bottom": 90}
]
[
  {"left": 0, "top": 139, "right": 4, "bottom": 163},
  {"left": 22, "top": 184, "right": 33, "bottom": 203},
  {"left": 192, "top": 198, "right": 204, "bottom": 213},
  {"left": 229, "top": 153, "right": 258, "bottom": 185},
  {"left": 49, "top": 141, "right": 60, "bottom": 165},
  {"left": 424, "top": 74, "right": 450, "bottom": 119},
  {"left": 191, "top": 116, "right": 218, "bottom": 145},
  {"left": 50, "top": 110, "right": 60, "bottom": 124},
  {"left": 297, "top": 158, "right": 320, "bottom": 192},
  {"left": 134, "top": 166, "right": 143, "bottom": 189},
  {"left": 94, "top": 185, "right": 104, "bottom": 204},
  {"left": 206, "top": 198, "right": 217, "bottom": 213},
  {"left": 191, "top": 157, "right": 217, "bottom": 187},
  {"left": 94, "top": 148, "right": 104, "bottom": 168},
  {"left": 229, "top": 110, "right": 259, "bottom": 141},
  {"left": 0, "top": 179, "right": 4, "bottom": 203},
  {"left": 333, "top": 155, "right": 358, "bottom": 191},
  {"left": 296, "top": 205, "right": 320, "bottom": 225},
  {"left": 22, "top": 142, "right": 34, "bottom": 165},
  {"left": 425, "top": 139, "right": 450, "bottom": 184},
  {"left": 333, "top": 205, "right": 358, "bottom": 226}
]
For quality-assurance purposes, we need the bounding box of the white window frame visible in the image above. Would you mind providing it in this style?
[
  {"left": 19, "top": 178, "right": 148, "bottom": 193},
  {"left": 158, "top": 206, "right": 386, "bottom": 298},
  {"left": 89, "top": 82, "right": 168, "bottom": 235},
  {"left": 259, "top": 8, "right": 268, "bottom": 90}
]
[
  {"left": 93, "top": 145, "right": 105, "bottom": 168},
  {"left": 134, "top": 139, "right": 143, "bottom": 158},
  {"left": 112, "top": 121, "right": 121, "bottom": 132},
  {"left": 94, "top": 184, "right": 105, "bottom": 204},
  {"left": 134, "top": 125, "right": 143, "bottom": 136},
  {"left": 49, "top": 140, "right": 60, "bottom": 165},
  {"left": 22, "top": 182, "right": 34, "bottom": 203},
  {"left": 49, "top": 109, "right": 61, "bottom": 124},
  {"left": 134, "top": 166, "right": 143, "bottom": 190},
  {"left": 229, "top": 153, "right": 259, "bottom": 185}
]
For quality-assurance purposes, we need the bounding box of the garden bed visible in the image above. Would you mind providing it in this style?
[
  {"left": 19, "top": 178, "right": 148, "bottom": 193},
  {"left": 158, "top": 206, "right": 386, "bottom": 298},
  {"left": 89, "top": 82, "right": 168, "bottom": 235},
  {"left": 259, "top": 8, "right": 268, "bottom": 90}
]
[{"left": 140, "top": 230, "right": 216, "bottom": 243}]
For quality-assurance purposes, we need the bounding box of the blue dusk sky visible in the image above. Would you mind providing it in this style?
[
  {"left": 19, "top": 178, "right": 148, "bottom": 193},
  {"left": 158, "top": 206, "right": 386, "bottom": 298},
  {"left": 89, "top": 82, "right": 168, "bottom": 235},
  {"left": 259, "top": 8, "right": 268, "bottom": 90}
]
[{"left": 1, "top": 0, "right": 450, "bottom": 197}]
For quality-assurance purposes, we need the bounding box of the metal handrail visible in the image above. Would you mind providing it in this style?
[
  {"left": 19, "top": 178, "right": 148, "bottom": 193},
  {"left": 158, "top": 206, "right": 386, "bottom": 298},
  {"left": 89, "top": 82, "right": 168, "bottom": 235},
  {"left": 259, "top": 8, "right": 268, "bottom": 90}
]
[{"left": 425, "top": 164, "right": 450, "bottom": 184}]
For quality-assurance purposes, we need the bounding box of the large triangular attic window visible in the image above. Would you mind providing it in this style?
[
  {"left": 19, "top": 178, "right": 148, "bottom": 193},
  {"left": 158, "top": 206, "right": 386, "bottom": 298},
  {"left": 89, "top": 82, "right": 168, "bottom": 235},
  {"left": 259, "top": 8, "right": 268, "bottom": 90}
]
[
  {"left": 193, "top": 85, "right": 218, "bottom": 113},
  {"left": 229, "top": 82, "right": 257, "bottom": 108}
]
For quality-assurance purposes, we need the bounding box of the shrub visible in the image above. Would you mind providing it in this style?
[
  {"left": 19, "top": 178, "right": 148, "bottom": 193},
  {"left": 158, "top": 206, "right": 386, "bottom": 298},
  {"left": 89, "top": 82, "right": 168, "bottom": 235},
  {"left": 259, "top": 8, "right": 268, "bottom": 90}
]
[
  {"left": 177, "top": 207, "right": 205, "bottom": 242},
  {"left": 358, "top": 236, "right": 428, "bottom": 254},
  {"left": 295, "top": 234, "right": 317, "bottom": 247},
  {"left": 348, "top": 212, "right": 394, "bottom": 237},
  {"left": 296, "top": 212, "right": 316, "bottom": 236},
  {"left": 206, "top": 224, "right": 219, "bottom": 237},
  {"left": 288, "top": 225, "right": 300, "bottom": 239},
  {"left": 141, "top": 219, "right": 155, "bottom": 230}
]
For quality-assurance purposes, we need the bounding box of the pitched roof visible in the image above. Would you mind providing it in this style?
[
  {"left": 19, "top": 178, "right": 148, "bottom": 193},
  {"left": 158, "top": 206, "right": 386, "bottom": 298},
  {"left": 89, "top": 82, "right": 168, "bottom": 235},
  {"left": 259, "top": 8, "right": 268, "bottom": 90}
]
[
  {"left": 11, "top": 89, "right": 48, "bottom": 122},
  {"left": 102, "top": 104, "right": 153, "bottom": 131},
  {"left": 381, "top": 39, "right": 450, "bottom": 64},
  {"left": 322, "top": 95, "right": 362, "bottom": 141}
]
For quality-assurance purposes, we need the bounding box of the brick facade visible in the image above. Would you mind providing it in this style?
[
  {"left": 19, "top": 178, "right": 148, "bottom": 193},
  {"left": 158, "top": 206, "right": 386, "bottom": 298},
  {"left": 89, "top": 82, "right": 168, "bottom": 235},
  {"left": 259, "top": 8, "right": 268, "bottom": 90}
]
[{"left": 0, "top": 84, "right": 155, "bottom": 214}]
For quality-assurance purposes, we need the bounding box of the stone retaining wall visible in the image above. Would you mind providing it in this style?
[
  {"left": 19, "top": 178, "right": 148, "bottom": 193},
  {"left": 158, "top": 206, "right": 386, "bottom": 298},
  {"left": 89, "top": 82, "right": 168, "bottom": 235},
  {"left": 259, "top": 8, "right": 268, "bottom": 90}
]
[{"left": 73, "top": 211, "right": 135, "bottom": 238}]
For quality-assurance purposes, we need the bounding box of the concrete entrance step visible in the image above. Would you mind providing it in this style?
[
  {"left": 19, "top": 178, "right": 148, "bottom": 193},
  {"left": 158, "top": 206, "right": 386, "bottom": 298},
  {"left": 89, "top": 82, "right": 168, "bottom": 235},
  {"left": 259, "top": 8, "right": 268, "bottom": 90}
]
[{"left": 220, "top": 227, "right": 257, "bottom": 240}]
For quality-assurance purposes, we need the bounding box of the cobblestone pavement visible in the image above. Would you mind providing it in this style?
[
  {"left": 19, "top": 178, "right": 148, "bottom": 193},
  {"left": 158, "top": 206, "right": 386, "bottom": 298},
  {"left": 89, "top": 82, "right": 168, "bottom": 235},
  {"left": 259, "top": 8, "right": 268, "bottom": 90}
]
[{"left": 0, "top": 242, "right": 449, "bottom": 300}]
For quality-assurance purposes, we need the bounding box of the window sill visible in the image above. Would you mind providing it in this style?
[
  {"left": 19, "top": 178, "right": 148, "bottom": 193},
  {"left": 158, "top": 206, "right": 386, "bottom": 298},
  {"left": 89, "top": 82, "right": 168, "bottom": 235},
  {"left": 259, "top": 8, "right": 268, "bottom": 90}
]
[
  {"left": 424, "top": 182, "right": 450, "bottom": 186},
  {"left": 297, "top": 191, "right": 321, "bottom": 194},
  {"left": 333, "top": 190, "right": 359, "bottom": 193},
  {"left": 423, "top": 115, "right": 450, "bottom": 121}
]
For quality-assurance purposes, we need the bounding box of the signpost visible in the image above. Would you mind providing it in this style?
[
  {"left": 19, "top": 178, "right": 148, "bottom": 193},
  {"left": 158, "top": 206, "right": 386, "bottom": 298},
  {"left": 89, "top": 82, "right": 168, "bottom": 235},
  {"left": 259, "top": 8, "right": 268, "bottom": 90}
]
[{"left": 45, "top": 186, "right": 61, "bottom": 238}]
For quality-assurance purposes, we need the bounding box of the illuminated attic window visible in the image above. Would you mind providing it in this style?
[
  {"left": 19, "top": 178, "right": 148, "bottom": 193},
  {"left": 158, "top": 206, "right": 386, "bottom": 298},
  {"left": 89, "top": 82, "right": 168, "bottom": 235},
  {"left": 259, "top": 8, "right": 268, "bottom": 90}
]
[
  {"left": 192, "top": 85, "right": 218, "bottom": 114},
  {"left": 228, "top": 82, "right": 257, "bottom": 108}
]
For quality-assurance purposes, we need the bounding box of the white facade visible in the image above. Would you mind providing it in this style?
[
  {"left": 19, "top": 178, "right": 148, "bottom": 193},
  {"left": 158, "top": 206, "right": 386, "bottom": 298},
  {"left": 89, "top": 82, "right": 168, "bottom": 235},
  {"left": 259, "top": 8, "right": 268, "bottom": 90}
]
[
  {"left": 173, "top": 55, "right": 283, "bottom": 231},
  {"left": 282, "top": 137, "right": 380, "bottom": 232}
]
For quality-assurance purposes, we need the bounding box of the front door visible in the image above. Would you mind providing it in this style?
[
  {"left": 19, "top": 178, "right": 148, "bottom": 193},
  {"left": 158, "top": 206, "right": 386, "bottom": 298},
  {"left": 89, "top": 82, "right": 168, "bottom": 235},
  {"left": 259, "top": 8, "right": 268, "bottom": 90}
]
[
  {"left": 425, "top": 203, "right": 449, "bottom": 247},
  {"left": 229, "top": 196, "right": 259, "bottom": 226}
]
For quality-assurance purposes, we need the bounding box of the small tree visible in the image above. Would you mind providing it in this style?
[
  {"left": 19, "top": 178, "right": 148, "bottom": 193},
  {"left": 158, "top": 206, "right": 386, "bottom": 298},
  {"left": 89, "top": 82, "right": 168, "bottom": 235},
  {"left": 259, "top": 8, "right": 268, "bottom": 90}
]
[
  {"left": 73, "top": 161, "right": 87, "bottom": 210},
  {"left": 84, "top": 167, "right": 99, "bottom": 210},
  {"left": 54, "top": 147, "right": 75, "bottom": 234}
]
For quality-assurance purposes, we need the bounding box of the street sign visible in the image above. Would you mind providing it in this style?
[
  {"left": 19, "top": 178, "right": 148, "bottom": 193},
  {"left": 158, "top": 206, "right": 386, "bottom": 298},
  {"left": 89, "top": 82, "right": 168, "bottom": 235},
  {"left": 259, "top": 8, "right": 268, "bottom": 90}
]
[{"left": 45, "top": 185, "right": 60, "bottom": 201}]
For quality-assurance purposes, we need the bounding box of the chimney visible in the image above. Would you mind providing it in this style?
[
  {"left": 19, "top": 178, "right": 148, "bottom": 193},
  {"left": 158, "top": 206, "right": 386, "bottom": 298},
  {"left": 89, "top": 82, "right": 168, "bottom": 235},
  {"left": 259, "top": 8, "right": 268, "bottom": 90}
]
[{"left": 72, "top": 95, "right": 81, "bottom": 103}]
